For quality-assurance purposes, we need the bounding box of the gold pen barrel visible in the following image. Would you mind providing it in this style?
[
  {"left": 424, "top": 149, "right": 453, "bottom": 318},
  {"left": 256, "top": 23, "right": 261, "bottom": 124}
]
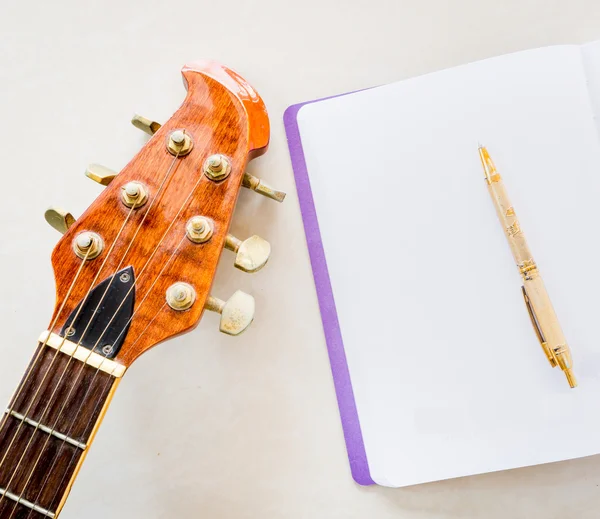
[
  {"left": 524, "top": 276, "right": 576, "bottom": 388},
  {"left": 522, "top": 286, "right": 557, "bottom": 367},
  {"left": 479, "top": 145, "right": 576, "bottom": 388},
  {"left": 480, "top": 147, "right": 533, "bottom": 267}
]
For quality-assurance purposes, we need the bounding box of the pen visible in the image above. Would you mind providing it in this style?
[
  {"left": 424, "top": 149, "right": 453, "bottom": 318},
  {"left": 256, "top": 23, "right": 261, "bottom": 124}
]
[{"left": 478, "top": 145, "right": 576, "bottom": 388}]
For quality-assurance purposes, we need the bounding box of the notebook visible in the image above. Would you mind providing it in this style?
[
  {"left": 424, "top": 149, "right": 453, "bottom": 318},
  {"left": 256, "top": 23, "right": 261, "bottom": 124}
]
[{"left": 284, "top": 40, "right": 600, "bottom": 488}]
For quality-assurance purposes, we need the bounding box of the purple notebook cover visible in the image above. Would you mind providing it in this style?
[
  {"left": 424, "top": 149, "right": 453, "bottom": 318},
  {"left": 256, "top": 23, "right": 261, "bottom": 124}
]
[{"left": 284, "top": 99, "right": 375, "bottom": 486}]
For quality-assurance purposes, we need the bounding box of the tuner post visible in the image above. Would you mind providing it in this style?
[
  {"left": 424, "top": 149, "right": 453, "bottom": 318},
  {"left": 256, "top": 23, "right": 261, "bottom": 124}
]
[
  {"left": 121, "top": 181, "right": 148, "bottom": 208},
  {"left": 166, "top": 282, "right": 196, "bottom": 311},
  {"left": 167, "top": 129, "right": 193, "bottom": 156},
  {"left": 204, "top": 154, "right": 231, "bottom": 181},
  {"left": 72, "top": 231, "right": 104, "bottom": 260},
  {"left": 186, "top": 216, "right": 214, "bottom": 243}
]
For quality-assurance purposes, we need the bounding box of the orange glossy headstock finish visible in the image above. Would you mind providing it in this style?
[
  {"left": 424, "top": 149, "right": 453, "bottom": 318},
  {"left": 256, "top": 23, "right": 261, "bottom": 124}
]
[{"left": 49, "top": 61, "right": 270, "bottom": 366}]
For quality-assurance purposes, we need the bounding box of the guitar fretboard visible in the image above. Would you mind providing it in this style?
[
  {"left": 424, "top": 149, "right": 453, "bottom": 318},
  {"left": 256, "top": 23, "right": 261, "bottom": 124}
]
[{"left": 0, "top": 343, "right": 117, "bottom": 518}]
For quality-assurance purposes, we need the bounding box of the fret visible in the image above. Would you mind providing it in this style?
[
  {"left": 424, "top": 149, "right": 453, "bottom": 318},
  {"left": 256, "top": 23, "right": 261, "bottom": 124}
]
[
  {"left": 0, "top": 497, "right": 52, "bottom": 518},
  {"left": 0, "top": 344, "right": 118, "bottom": 518},
  {"left": 5, "top": 411, "right": 86, "bottom": 451}
]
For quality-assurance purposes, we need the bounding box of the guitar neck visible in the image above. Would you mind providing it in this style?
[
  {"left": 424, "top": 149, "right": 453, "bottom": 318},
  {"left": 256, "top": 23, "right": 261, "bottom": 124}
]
[
  {"left": 0, "top": 59, "right": 279, "bottom": 518},
  {"left": 0, "top": 342, "right": 119, "bottom": 518}
]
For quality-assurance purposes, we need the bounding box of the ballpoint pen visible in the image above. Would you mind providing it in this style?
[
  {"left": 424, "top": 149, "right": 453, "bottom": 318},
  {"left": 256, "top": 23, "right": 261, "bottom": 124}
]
[{"left": 478, "top": 145, "right": 576, "bottom": 388}]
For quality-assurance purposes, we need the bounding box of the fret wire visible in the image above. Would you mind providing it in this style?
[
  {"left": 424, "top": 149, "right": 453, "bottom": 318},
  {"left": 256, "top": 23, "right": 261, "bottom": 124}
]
[
  {"left": 6, "top": 410, "right": 86, "bottom": 451},
  {"left": 0, "top": 486, "right": 55, "bottom": 518}
]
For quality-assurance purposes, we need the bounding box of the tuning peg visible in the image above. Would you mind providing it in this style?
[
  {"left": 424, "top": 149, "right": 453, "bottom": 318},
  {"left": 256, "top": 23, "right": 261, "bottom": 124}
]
[
  {"left": 44, "top": 207, "right": 76, "bottom": 234},
  {"left": 85, "top": 164, "right": 117, "bottom": 186},
  {"left": 130, "top": 114, "right": 286, "bottom": 202},
  {"left": 131, "top": 114, "right": 161, "bottom": 136},
  {"left": 241, "top": 173, "right": 286, "bottom": 203},
  {"left": 204, "top": 290, "right": 255, "bottom": 336},
  {"left": 225, "top": 234, "right": 271, "bottom": 273}
]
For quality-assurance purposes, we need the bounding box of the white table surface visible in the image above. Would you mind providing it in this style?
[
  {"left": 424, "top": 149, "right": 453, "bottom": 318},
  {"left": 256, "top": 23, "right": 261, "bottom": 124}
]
[{"left": 0, "top": 1, "right": 599, "bottom": 518}]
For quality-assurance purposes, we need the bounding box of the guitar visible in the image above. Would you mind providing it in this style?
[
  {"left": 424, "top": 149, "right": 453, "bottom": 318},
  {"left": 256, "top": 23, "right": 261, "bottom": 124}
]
[{"left": 0, "top": 61, "right": 284, "bottom": 519}]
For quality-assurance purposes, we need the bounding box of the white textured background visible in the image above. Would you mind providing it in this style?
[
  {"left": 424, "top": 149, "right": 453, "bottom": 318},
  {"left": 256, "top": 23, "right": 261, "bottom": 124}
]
[{"left": 0, "top": 1, "right": 599, "bottom": 518}]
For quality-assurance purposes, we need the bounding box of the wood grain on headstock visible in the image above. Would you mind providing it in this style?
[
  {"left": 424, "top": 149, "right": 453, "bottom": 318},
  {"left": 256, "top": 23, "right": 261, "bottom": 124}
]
[{"left": 49, "top": 61, "right": 270, "bottom": 367}]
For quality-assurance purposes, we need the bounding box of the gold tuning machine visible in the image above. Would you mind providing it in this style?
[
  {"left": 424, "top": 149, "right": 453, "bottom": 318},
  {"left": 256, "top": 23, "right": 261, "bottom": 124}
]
[
  {"left": 44, "top": 207, "right": 76, "bottom": 234},
  {"left": 225, "top": 234, "right": 271, "bottom": 273},
  {"left": 241, "top": 173, "right": 286, "bottom": 203},
  {"left": 204, "top": 290, "right": 255, "bottom": 336},
  {"left": 131, "top": 114, "right": 162, "bottom": 136},
  {"left": 85, "top": 164, "right": 117, "bottom": 186},
  {"left": 130, "top": 114, "right": 286, "bottom": 201}
]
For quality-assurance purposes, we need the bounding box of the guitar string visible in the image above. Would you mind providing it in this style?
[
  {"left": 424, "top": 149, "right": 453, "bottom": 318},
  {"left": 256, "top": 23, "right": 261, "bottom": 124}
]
[
  {"left": 0, "top": 246, "right": 93, "bottom": 477},
  {"left": 15, "top": 148, "right": 208, "bottom": 515},
  {"left": 0, "top": 193, "right": 146, "bottom": 471},
  {"left": 32, "top": 251, "right": 183, "bottom": 517},
  {"left": 22, "top": 166, "right": 207, "bottom": 515},
  {"left": 0, "top": 191, "right": 148, "bottom": 501},
  {"left": 31, "top": 233, "right": 188, "bottom": 516},
  {"left": 0, "top": 199, "right": 141, "bottom": 510},
  {"left": 0, "top": 245, "right": 96, "bottom": 442},
  {"left": 1, "top": 150, "right": 182, "bottom": 514},
  {"left": 35, "top": 302, "right": 169, "bottom": 519},
  {"left": 20, "top": 232, "right": 190, "bottom": 515},
  {"left": 4, "top": 153, "right": 183, "bottom": 517},
  {"left": 0, "top": 246, "right": 95, "bottom": 512}
]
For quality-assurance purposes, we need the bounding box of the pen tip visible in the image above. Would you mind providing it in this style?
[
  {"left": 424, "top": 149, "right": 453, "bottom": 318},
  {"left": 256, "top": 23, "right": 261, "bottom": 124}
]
[
  {"left": 477, "top": 142, "right": 484, "bottom": 150},
  {"left": 565, "top": 368, "right": 577, "bottom": 388}
]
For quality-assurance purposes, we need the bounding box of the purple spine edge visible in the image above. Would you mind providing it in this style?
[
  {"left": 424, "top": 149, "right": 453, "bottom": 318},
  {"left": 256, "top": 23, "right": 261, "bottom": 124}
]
[{"left": 283, "top": 100, "right": 374, "bottom": 486}]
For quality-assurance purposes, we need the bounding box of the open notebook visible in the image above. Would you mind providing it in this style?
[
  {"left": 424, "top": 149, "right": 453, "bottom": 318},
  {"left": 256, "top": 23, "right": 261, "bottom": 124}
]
[{"left": 284, "top": 41, "right": 600, "bottom": 488}]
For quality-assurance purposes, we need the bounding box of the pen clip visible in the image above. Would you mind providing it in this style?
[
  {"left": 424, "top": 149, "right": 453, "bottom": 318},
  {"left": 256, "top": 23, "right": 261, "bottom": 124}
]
[{"left": 521, "top": 286, "right": 557, "bottom": 367}]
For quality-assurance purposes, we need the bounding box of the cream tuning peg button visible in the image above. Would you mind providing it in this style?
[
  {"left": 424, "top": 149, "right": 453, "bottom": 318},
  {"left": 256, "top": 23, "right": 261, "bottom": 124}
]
[
  {"left": 204, "top": 290, "right": 255, "bottom": 336},
  {"left": 242, "top": 173, "right": 286, "bottom": 203},
  {"left": 131, "top": 114, "right": 162, "bottom": 136},
  {"left": 225, "top": 234, "right": 271, "bottom": 273},
  {"left": 85, "top": 164, "right": 117, "bottom": 186},
  {"left": 44, "top": 207, "right": 76, "bottom": 234}
]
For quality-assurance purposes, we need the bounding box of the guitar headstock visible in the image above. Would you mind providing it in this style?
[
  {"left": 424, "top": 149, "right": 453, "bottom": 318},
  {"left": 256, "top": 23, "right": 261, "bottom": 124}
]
[{"left": 42, "top": 61, "right": 285, "bottom": 370}]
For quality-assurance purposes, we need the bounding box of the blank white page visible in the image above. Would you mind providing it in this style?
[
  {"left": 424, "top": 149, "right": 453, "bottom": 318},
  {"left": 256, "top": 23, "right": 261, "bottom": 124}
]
[{"left": 297, "top": 45, "right": 600, "bottom": 487}]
